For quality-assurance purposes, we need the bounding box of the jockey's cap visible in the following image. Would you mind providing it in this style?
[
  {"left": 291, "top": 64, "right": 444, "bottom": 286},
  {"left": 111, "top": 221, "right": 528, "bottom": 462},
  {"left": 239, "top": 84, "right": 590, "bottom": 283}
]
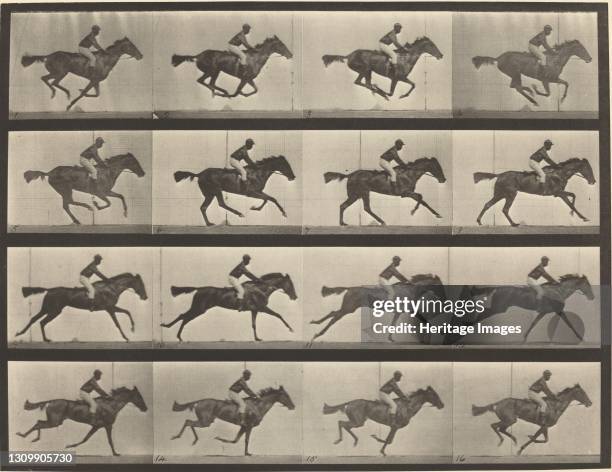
[
  {"left": 544, "top": 139, "right": 553, "bottom": 146},
  {"left": 541, "top": 256, "right": 549, "bottom": 262},
  {"left": 243, "top": 23, "right": 251, "bottom": 30},
  {"left": 394, "top": 23, "right": 402, "bottom": 28},
  {"left": 394, "top": 370, "right": 402, "bottom": 377},
  {"left": 246, "top": 138, "right": 255, "bottom": 146},
  {"left": 543, "top": 369, "right": 552, "bottom": 376},
  {"left": 544, "top": 25, "right": 552, "bottom": 31},
  {"left": 94, "top": 254, "right": 102, "bottom": 261},
  {"left": 94, "top": 369, "right": 102, "bottom": 376},
  {"left": 395, "top": 139, "right": 404, "bottom": 147},
  {"left": 95, "top": 137, "right": 104, "bottom": 144},
  {"left": 392, "top": 255, "right": 401, "bottom": 263},
  {"left": 243, "top": 254, "right": 251, "bottom": 261},
  {"left": 243, "top": 369, "right": 252, "bottom": 376},
  {"left": 92, "top": 25, "right": 101, "bottom": 32}
]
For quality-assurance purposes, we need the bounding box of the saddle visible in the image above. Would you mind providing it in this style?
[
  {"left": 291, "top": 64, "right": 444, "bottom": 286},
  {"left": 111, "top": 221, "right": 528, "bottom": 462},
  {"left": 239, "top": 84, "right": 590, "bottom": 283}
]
[{"left": 226, "top": 50, "right": 253, "bottom": 76}]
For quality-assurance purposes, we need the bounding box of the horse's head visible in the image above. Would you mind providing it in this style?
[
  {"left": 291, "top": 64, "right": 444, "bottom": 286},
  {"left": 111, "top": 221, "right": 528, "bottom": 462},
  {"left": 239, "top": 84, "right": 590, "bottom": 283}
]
[
  {"left": 273, "top": 385, "right": 295, "bottom": 410},
  {"left": 117, "top": 37, "right": 143, "bottom": 60},
  {"left": 409, "top": 37, "right": 443, "bottom": 60},
  {"left": 416, "top": 157, "right": 446, "bottom": 183},
  {"left": 280, "top": 273, "right": 298, "bottom": 300},
  {"left": 129, "top": 273, "right": 148, "bottom": 301},
  {"left": 268, "top": 35, "right": 293, "bottom": 60},
  {"left": 561, "top": 274, "right": 594, "bottom": 300},
  {"left": 575, "top": 158, "right": 596, "bottom": 185},
  {"left": 115, "top": 152, "right": 145, "bottom": 178},
  {"left": 274, "top": 155, "right": 296, "bottom": 181},
  {"left": 569, "top": 383, "right": 592, "bottom": 407},
  {"left": 566, "top": 40, "right": 592, "bottom": 63},
  {"left": 424, "top": 386, "right": 444, "bottom": 409},
  {"left": 129, "top": 386, "right": 148, "bottom": 412}
]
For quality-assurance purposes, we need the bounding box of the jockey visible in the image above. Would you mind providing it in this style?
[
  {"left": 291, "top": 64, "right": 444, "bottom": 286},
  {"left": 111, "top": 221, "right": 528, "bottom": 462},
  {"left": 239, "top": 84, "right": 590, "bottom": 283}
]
[
  {"left": 379, "top": 23, "right": 405, "bottom": 68},
  {"left": 80, "top": 137, "right": 106, "bottom": 181},
  {"left": 529, "top": 139, "right": 557, "bottom": 185},
  {"left": 527, "top": 256, "right": 558, "bottom": 301},
  {"left": 79, "top": 25, "right": 103, "bottom": 73},
  {"left": 528, "top": 25, "right": 554, "bottom": 67},
  {"left": 380, "top": 139, "right": 407, "bottom": 195},
  {"left": 80, "top": 254, "right": 109, "bottom": 311},
  {"left": 79, "top": 369, "right": 109, "bottom": 416},
  {"left": 228, "top": 369, "right": 260, "bottom": 424},
  {"left": 228, "top": 24, "right": 254, "bottom": 71},
  {"left": 379, "top": 371, "right": 407, "bottom": 422},
  {"left": 379, "top": 256, "right": 408, "bottom": 300},
  {"left": 528, "top": 369, "right": 557, "bottom": 423},
  {"left": 229, "top": 254, "right": 262, "bottom": 310},
  {"left": 230, "top": 138, "right": 256, "bottom": 191}
]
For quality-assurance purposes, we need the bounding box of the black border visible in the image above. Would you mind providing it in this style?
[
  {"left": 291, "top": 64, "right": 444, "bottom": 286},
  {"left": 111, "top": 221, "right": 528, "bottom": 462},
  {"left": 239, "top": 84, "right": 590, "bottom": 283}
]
[{"left": 0, "top": 2, "right": 609, "bottom": 472}]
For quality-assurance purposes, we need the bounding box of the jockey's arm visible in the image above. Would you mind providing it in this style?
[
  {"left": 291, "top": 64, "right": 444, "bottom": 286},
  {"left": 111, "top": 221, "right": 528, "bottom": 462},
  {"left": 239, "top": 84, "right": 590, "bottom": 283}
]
[
  {"left": 244, "top": 269, "right": 261, "bottom": 282},
  {"left": 542, "top": 383, "right": 556, "bottom": 399},
  {"left": 243, "top": 384, "right": 259, "bottom": 398},
  {"left": 243, "top": 154, "right": 256, "bottom": 166},
  {"left": 542, "top": 37, "right": 554, "bottom": 53},
  {"left": 542, "top": 270, "right": 558, "bottom": 285},
  {"left": 393, "top": 384, "right": 407, "bottom": 399},
  {"left": 242, "top": 37, "right": 255, "bottom": 51},
  {"left": 91, "top": 149, "right": 107, "bottom": 167},
  {"left": 92, "top": 382, "right": 110, "bottom": 398},
  {"left": 392, "top": 267, "right": 409, "bottom": 284},
  {"left": 543, "top": 154, "right": 558, "bottom": 167},
  {"left": 94, "top": 269, "right": 110, "bottom": 282},
  {"left": 91, "top": 37, "right": 103, "bottom": 51}
]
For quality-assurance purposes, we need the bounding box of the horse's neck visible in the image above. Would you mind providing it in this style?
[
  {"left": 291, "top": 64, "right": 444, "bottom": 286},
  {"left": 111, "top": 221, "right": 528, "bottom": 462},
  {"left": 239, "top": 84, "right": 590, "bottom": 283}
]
[
  {"left": 105, "top": 161, "right": 124, "bottom": 184},
  {"left": 251, "top": 166, "right": 274, "bottom": 184},
  {"left": 100, "top": 48, "right": 122, "bottom": 69},
  {"left": 551, "top": 392, "right": 574, "bottom": 418},
  {"left": 551, "top": 47, "right": 573, "bottom": 70},
  {"left": 252, "top": 44, "right": 274, "bottom": 72},
  {"left": 560, "top": 161, "right": 583, "bottom": 181},
  {"left": 554, "top": 279, "right": 579, "bottom": 300},
  {"left": 260, "top": 279, "right": 281, "bottom": 296},
  {"left": 402, "top": 392, "right": 425, "bottom": 417},
  {"left": 257, "top": 395, "right": 276, "bottom": 416},
  {"left": 110, "top": 276, "right": 131, "bottom": 295},
  {"left": 104, "top": 395, "right": 128, "bottom": 417}
]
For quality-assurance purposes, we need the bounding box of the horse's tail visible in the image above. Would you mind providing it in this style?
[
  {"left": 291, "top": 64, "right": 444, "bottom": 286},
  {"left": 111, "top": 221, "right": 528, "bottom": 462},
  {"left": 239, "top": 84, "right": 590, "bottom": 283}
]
[
  {"left": 322, "top": 55, "right": 347, "bottom": 67},
  {"left": 472, "top": 56, "right": 498, "bottom": 69},
  {"left": 21, "top": 55, "right": 47, "bottom": 67},
  {"left": 322, "top": 286, "right": 348, "bottom": 297},
  {"left": 24, "top": 170, "right": 48, "bottom": 183},
  {"left": 472, "top": 403, "right": 495, "bottom": 416},
  {"left": 24, "top": 399, "right": 50, "bottom": 411},
  {"left": 172, "top": 400, "right": 197, "bottom": 412},
  {"left": 172, "top": 54, "right": 197, "bottom": 67},
  {"left": 171, "top": 286, "right": 197, "bottom": 297},
  {"left": 323, "top": 402, "right": 348, "bottom": 415},
  {"left": 22, "top": 287, "right": 48, "bottom": 298},
  {"left": 473, "top": 172, "right": 498, "bottom": 183},
  {"left": 324, "top": 172, "right": 349, "bottom": 183},
  {"left": 174, "top": 171, "right": 201, "bottom": 183}
]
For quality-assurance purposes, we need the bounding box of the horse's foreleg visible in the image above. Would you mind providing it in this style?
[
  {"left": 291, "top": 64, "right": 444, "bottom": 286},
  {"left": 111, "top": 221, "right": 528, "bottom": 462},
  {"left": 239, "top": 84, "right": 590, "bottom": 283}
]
[
  {"left": 532, "top": 81, "right": 551, "bottom": 97},
  {"left": 558, "top": 78, "right": 569, "bottom": 102},
  {"left": 250, "top": 311, "right": 261, "bottom": 342},
  {"left": 558, "top": 311, "right": 583, "bottom": 341},
  {"left": 106, "top": 190, "right": 128, "bottom": 217},
  {"left": 559, "top": 194, "right": 589, "bottom": 222},
  {"left": 104, "top": 425, "right": 120, "bottom": 456},
  {"left": 67, "top": 81, "right": 96, "bottom": 110},
  {"left": 215, "top": 193, "right": 244, "bottom": 218},
  {"left": 362, "top": 193, "right": 386, "bottom": 225},
  {"left": 81, "top": 83, "right": 100, "bottom": 98},
  {"left": 339, "top": 195, "right": 359, "bottom": 226},
  {"left": 406, "top": 192, "right": 442, "bottom": 218},
  {"left": 399, "top": 77, "right": 416, "bottom": 99},
  {"left": 239, "top": 79, "right": 258, "bottom": 97},
  {"left": 66, "top": 426, "right": 100, "bottom": 448},
  {"left": 244, "top": 427, "right": 252, "bottom": 456},
  {"left": 106, "top": 309, "right": 129, "bottom": 342},
  {"left": 523, "top": 312, "right": 548, "bottom": 343},
  {"left": 246, "top": 190, "right": 286, "bottom": 217},
  {"left": 261, "top": 306, "right": 294, "bottom": 333},
  {"left": 519, "top": 426, "right": 545, "bottom": 455},
  {"left": 92, "top": 195, "right": 111, "bottom": 211},
  {"left": 378, "top": 427, "right": 398, "bottom": 456},
  {"left": 387, "top": 78, "right": 399, "bottom": 97},
  {"left": 227, "top": 78, "right": 249, "bottom": 98},
  {"left": 114, "top": 306, "right": 135, "bottom": 333}
]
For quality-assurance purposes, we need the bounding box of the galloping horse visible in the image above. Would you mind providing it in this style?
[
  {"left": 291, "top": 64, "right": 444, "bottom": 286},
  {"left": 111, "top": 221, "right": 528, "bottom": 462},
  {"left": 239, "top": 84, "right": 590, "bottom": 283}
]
[
  {"left": 447, "top": 274, "right": 594, "bottom": 345},
  {"left": 310, "top": 274, "right": 445, "bottom": 342},
  {"left": 174, "top": 155, "right": 296, "bottom": 226},
  {"left": 322, "top": 37, "right": 444, "bottom": 99},
  {"left": 323, "top": 386, "right": 444, "bottom": 456},
  {"left": 21, "top": 37, "right": 144, "bottom": 110},
  {"left": 324, "top": 157, "right": 447, "bottom": 226},
  {"left": 17, "top": 386, "right": 148, "bottom": 456},
  {"left": 474, "top": 158, "right": 596, "bottom": 227},
  {"left": 172, "top": 35, "right": 293, "bottom": 98},
  {"left": 161, "top": 272, "right": 298, "bottom": 341},
  {"left": 472, "top": 40, "right": 592, "bottom": 106},
  {"left": 472, "top": 384, "right": 592, "bottom": 455},
  {"left": 16, "top": 273, "right": 148, "bottom": 342},
  {"left": 171, "top": 386, "right": 295, "bottom": 456},
  {"left": 24, "top": 153, "right": 146, "bottom": 225}
]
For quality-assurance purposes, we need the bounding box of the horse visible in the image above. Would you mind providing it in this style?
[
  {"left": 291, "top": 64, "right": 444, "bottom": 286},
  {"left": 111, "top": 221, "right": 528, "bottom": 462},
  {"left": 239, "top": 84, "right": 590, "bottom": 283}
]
[
  {"left": 171, "top": 35, "right": 293, "bottom": 98},
  {"left": 472, "top": 384, "right": 592, "bottom": 455},
  {"left": 472, "top": 40, "right": 592, "bottom": 106},
  {"left": 323, "top": 386, "right": 444, "bottom": 456},
  {"left": 173, "top": 155, "right": 296, "bottom": 226},
  {"left": 17, "top": 386, "right": 148, "bottom": 456},
  {"left": 161, "top": 272, "right": 298, "bottom": 342},
  {"left": 446, "top": 274, "right": 594, "bottom": 345},
  {"left": 474, "top": 158, "right": 596, "bottom": 227},
  {"left": 23, "top": 153, "right": 146, "bottom": 225},
  {"left": 310, "top": 274, "right": 445, "bottom": 342},
  {"left": 21, "top": 37, "right": 144, "bottom": 111},
  {"left": 16, "top": 273, "right": 148, "bottom": 342},
  {"left": 171, "top": 386, "right": 295, "bottom": 456},
  {"left": 324, "top": 157, "right": 447, "bottom": 226},
  {"left": 322, "top": 37, "right": 444, "bottom": 99}
]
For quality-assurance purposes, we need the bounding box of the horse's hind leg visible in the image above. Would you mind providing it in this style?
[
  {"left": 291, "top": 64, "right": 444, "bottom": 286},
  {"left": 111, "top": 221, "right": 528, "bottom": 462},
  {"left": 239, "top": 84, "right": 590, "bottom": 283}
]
[
  {"left": 41, "top": 74, "right": 57, "bottom": 98},
  {"left": 66, "top": 425, "right": 100, "bottom": 448},
  {"left": 510, "top": 74, "right": 538, "bottom": 106},
  {"left": 361, "top": 193, "right": 386, "bottom": 225},
  {"left": 172, "top": 418, "right": 209, "bottom": 444},
  {"left": 476, "top": 195, "right": 503, "bottom": 225},
  {"left": 17, "top": 419, "right": 57, "bottom": 442},
  {"left": 114, "top": 306, "right": 135, "bottom": 333},
  {"left": 51, "top": 74, "right": 70, "bottom": 99},
  {"left": 532, "top": 81, "right": 551, "bottom": 97},
  {"left": 313, "top": 312, "right": 348, "bottom": 340},
  {"left": 200, "top": 193, "right": 215, "bottom": 226},
  {"left": 557, "top": 310, "right": 583, "bottom": 341},
  {"left": 106, "top": 309, "right": 129, "bottom": 342},
  {"left": 310, "top": 309, "right": 340, "bottom": 325},
  {"left": 15, "top": 308, "right": 48, "bottom": 337},
  {"left": 215, "top": 425, "right": 246, "bottom": 444},
  {"left": 334, "top": 420, "right": 360, "bottom": 446},
  {"left": 339, "top": 195, "right": 359, "bottom": 226},
  {"left": 67, "top": 80, "right": 96, "bottom": 110},
  {"left": 39, "top": 308, "right": 62, "bottom": 342},
  {"left": 215, "top": 192, "right": 244, "bottom": 218},
  {"left": 501, "top": 192, "right": 519, "bottom": 227},
  {"left": 106, "top": 190, "right": 128, "bottom": 217},
  {"left": 490, "top": 421, "right": 506, "bottom": 445},
  {"left": 523, "top": 311, "right": 548, "bottom": 343},
  {"left": 499, "top": 425, "right": 517, "bottom": 445}
]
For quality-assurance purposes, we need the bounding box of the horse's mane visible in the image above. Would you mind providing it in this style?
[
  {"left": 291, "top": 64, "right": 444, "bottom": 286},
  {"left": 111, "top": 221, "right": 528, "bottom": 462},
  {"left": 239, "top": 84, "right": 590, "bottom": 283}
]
[
  {"left": 107, "top": 272, "right": 134, "bottom": 281},
  {"left": 105, "top": 38, "right": 128, "bottom": 53},
  {"left": 254, "top": 155, "right": 286, "bottom": 166},
  {"left": 558, "top": 273, "right": 582, "bottom": 282},
  {"left": 106, "top": 153, "right": 134, "bottom": 164},
  {"left": 553, "top": 39, "right": 580, "bottom": 50},
  {"left": 110, "top": 386, "right": 131, "bottom": 397},
  {"left": 410, "top": 273, "right": 436, "bottom": 283},
  {"left": 258, "top": 386, "right": 279, "bottom": 396},
  {"left": 254, "top": 36, "right": 279, "bottom": 50},
  {"left": 260, "top": 272, "right": 284, "bottom": 280},
  {"left": 559, "top": 157, "right": 584, "bottom": 165}
]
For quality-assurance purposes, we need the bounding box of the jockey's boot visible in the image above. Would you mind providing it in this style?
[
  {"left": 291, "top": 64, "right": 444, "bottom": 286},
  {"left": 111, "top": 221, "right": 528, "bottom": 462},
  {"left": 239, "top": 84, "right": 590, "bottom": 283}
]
[
  {"left": 240, "top": 179, "right": 248, "bottom": 193},
  {"left": 88, "top": 299, "right": 95, "bottom": 312},
  {"left": 390, "top": 181, "right": 398, "bottom": 196}
]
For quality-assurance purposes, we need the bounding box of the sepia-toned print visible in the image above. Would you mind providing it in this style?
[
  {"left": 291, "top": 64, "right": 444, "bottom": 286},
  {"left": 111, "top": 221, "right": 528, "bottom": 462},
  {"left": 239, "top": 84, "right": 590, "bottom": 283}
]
[{"left": 8, "top": 131, "right": 152, "bottom": 233}]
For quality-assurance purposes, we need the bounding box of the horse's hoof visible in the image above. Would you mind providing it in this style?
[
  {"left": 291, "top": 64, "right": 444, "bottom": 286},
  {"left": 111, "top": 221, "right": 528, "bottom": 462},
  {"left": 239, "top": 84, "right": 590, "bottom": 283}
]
[
  {"left": 237, "top": 213, "right": 244, "bottom": 218},
  {"left": 333, "top": 439, "right": 341, "bottom": 445},
  {"left": 281, "top": 212, "right": 287, "bottom": 218},
  {"left": 583, "top": 218, "right": 590, "bottom": 222},
  {"left": 245, "top": 453, "right": 252, "bottom": 457},
  {"left": 477, "top": 220, "right": 482, "bottom": 226},
  {"left": 340, "top": 222, "right": 347, "bottom": 226},
  {"left": 113, "top": 453, "right": 120, "bottom": 457},
  {"left": 171, "top": 436, "right": 179, "bottom": 440},
  {"left": 511, "top": 223, "right": 519, "bottom": 227},
  {"left": 255, "top": 337, "right": 262, "bottom": 342},
  {"left": 435, "top": 214, "right": 442, "bottom": 219}
]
